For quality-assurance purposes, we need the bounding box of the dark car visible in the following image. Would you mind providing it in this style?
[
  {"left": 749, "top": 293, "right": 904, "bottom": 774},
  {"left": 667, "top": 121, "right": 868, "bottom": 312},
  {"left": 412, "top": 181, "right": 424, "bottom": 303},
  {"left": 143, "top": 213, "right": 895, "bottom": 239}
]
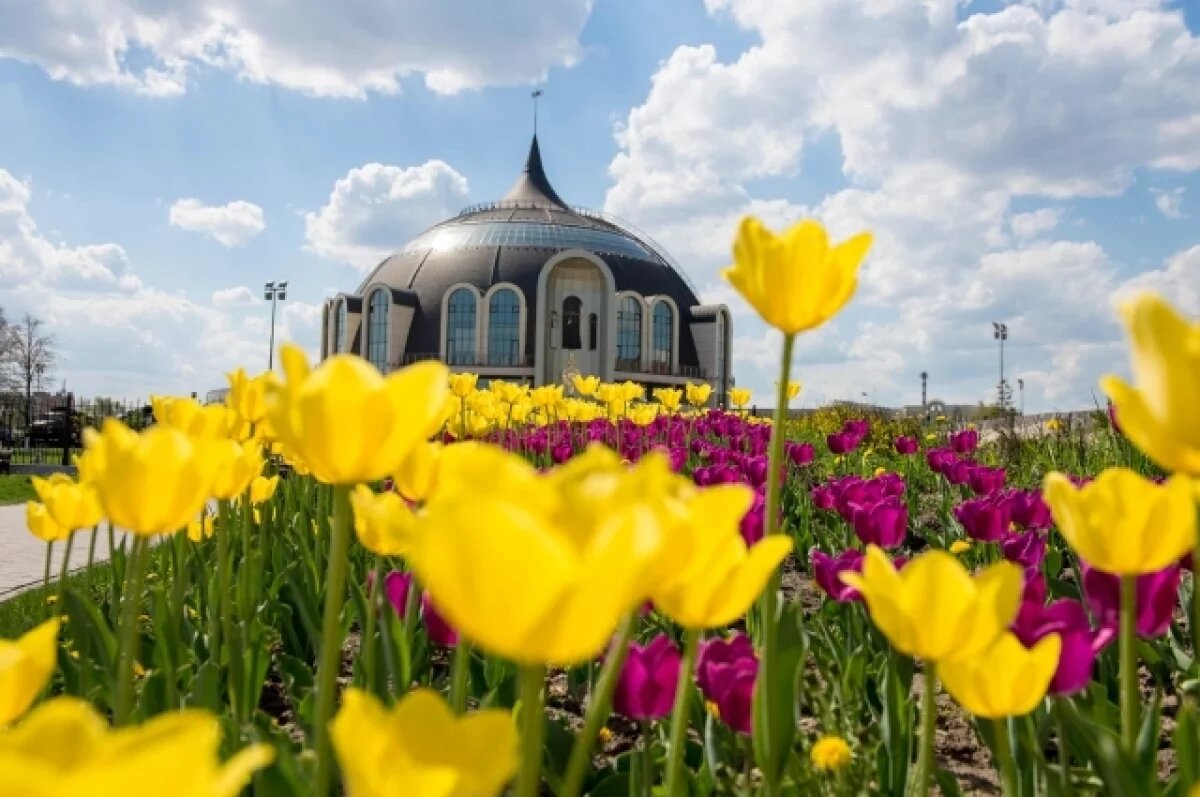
[{"left": 28, "top": 408, "right": 82, "bottom": 447}]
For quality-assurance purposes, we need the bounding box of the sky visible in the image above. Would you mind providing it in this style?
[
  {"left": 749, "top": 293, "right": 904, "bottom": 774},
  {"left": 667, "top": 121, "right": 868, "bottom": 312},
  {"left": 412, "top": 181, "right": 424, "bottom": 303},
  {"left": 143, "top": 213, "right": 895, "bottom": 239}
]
[{"left": 0, "top": 0, "right": 1197, "bottom": 411}]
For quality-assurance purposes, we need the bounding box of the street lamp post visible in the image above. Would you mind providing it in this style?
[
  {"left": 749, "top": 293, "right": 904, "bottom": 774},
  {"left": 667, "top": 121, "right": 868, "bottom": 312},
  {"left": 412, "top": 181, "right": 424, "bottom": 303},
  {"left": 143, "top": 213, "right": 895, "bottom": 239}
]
[
  {"left": 992, "top": 322, "right": 1009, "bottom": 409},
  {"left": 264, "top": 281, "right": 288, "bottom": 370},
  {"left": 1017, "top": 378, "right": 1025, "bottom": 415},
  {"left": 920, "top": 371, "right": 928, "bottom": 411}
]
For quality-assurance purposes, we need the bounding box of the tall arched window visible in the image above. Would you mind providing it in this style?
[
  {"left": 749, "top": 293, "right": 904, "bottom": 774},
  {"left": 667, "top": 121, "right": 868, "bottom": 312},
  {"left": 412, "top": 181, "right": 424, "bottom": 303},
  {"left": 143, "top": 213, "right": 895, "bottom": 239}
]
[
  {"left": 367, "top": 290, "right": 389, "bottom": 370},
  {"left": 335, "top": 300, "right": 347, "bottom": 354},
  {"left": 616, "top": 296, "right": 641, "bottom": 368},
  {"left": 651, "top": 302, "right": 673, "bottom": 372},
  {"left": 447, "top": 288, "right": 477, "bottom": 365},
  {"left": 487, "top": 288, "right": 521, "bottom": 366},
  {"left": 562, "top": 296, "right": 582, "bottom": 350}
]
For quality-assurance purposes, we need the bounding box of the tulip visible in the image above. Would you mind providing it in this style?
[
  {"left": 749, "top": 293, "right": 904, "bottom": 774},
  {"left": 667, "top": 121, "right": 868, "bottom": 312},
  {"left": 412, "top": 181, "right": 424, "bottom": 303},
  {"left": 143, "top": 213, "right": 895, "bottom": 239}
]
[
  {"left": 248, "top": 474, "right": 279, "bottom": 505},
  {"left": 695, "top": 634, "right": 758, "bottom": 735},
  {"left": 947, "top": 459, "right": 976, "bottom": 486},
  {"left": 811, "top": 549, "right": 865, "bottom": 603},
  {"left": 382, "top": 571, "right": 413, "bottom": 618},
  {"left": 786, "top": 441, "right": 815, "bottom": 466},
  {"left": 613, "top": 635, "right": 681, "bottom": 721},
  {"left": 350, "top": 486, "right": 416, "bottom": 557},
  {"left": 151, "top": 395, "right": 241, "bottom": 439},
  {"left": 573, "top": 374, "right": 600, "bottom": 397},
  {"left": 1011, "top": 599, "right": 1114, "bottom": 696},
  {"left": 841, "top": 547, "right": 1023, "bottom": 663},
  {"left": 1081, "top": 562, "right": 1181, "bottom": 639},
  {"left": 926, "top": 447, "right": 955, "bottom": 475},
  {"left": 777, "top": 380, "right": 802, "bottom": 401},
  {"left": 740, "top": 494, "right": 765, "bottom": 545},
  {"left": 1001, "top": 532, "right": 1046, "bottom": 569},
  {"left": 1100, "top": 292, "right": 1200, "bottom": 474},
  {"left": 851, "top": 496, "right": 907, "bottom": 549},
  {"left": 1006, "top": 490, "right": 1052, "bottom": 531},
  {"left": 0, "top": 697, "right": 274, "bottom": 794},
  {"left": 208, "top": 439, "right": 264, "bottom": 501},
  {"left": 811, "top": 484, "right": 837, "bottom": 512},
  {"left": 827, "top": 432, "right": 857, "bottom": 455},
  {"left": 448, "top": 372, "right": 478, "bottom": 398},
  {"left": 954, "top": 495, "right": 1012, "bottom": 543},
  {"left": 0, "top": 619, "right": 59, "bottom": 726},
  {"left": 729, "top": 387, "right": 752, "bottom": 408},
  {"left": 967, "top": 465, "right": 1006, "bottom": 496},
  {"left": 842, "top": 419, "right": 869, "bottom": 442},
  {"left": 894, "top": 436, "right": 919, "bottom": 455},
  {"left": 1043, "top": 468, "right": 1196, "bottom": 575},
  {"left": 685, "top": 382, "right": 712, "bottom": 407},
  {"left": 332, "top": 688, "right": 517, "bottom": 797},
  {"left": 24, "top": 501, "right": 67, "bottom": 543},
  {"left": 940, "top": 632, "right": 1061, "bottom": 718},
  {"left": 186, "top": 513, "right": 215, "bottom": 542},
  {"left": 722, "top": 216, "right": 872, "bottom": 335},
  {"left": 225, "top": 367, "right": 276, "bottom": 426},
  {"left": 950, "top": 429, "right": 979, "bottom": 455},
  {"left": 30, "top": 475, "right": 102, "bottom": 533}
]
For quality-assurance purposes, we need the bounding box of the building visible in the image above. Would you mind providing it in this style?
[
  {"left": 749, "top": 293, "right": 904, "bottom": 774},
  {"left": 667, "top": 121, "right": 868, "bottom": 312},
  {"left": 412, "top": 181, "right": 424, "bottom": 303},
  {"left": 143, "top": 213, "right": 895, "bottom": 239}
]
[{"left": 319, "top": 135, "right": 733, "bottom": 403}]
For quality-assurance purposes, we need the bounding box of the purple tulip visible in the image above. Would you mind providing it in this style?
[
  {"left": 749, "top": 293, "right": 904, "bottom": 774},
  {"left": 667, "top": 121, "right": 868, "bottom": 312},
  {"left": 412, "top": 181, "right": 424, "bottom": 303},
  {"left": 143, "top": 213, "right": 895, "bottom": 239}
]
[
  {"left": 696, "top": 634, "right": 757, "bottom": 735},
  {"left": 1006, "top": 490, "right": 1053, "bottom": 531},
  {"left": 421, "top": 591, "right": 459, "bottom": 646},
  {"left": 551, "top": 442, "right": 574, "bottom": 464},
  {"left": 811, "top": 549, "right": 865, "bottom": 603},
  {"left": 1080, "top": 562, "right": 1181, "bottom": 639},
  {"left": 842, "top": 419, "right": 870, "bottom": 443},
  {"left": 1000, "top": 531, "right": 1046, "bottom": 569},
  {"left": 743, "top": 456, "right": 769, "bottom": 488},
  {"left": 827, "top": 432, "right": 857, "bottom": 455},
  {"left": 613, "top": 634, "right": 681, "bottom": 721},
  {"left": 1011, "top": 599, "right": 1114, "bottom": 696},
  {"left": 967, "top": 465, "right": 1006, "bottom": 496},
  {"left": 740, "top": 493, "right": 766, "bottom": 546},
  {"left": 786, "top": 441, "right": 815, "bottom": 466},
  {"left": 1023, "top": 567, "right": 1047, "bottom": 605},
  {"left": 894, "top": 435, "right": 919, "bottom": 455},
  {"left": 948, "top": 459, "right": 977, "bottom": 486},
  {"left": 851, "top": 496, "right": 908, "bottom": 549},
  {"left": 954, "top": 494, "right": 1012, "bottom": 542},
  {"left": 383, "top": 571, "right": 413, "bottom": 617},
  {"left": 696, "top": 633, "right": 755, "bottom": 696},
  {"left": 811, "top": 485, "right": 837, "bottom": 512},
  {"left": 950, "top": 429, "right": 979, "bottom": 455},
  {"left": 926, "top": 447, "right": 956, "bottom": 475}
]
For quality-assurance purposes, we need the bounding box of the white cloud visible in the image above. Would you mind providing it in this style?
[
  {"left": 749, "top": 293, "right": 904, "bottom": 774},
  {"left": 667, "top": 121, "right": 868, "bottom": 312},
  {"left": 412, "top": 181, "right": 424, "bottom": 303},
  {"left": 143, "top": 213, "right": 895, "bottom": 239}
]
[
  {"left": 1115, "top": 244, "right": 1200, "bottom": 316},
  {"left": 605, "top": 0, "right": 1200, "bottom": 410},
  {"left": 0, "top": 0, "right": 591, "bottom": 98},
  {"left": 169, "top": 198, "right": 265, "bottom": 246},
  {"left": 1151, "top": 186, "right": 1185, "bottom": 218},
  {"left": 304, "top": 160, "right": 470, "bottom": 271},
  {"left": 211, "top": 285, "right": 258, "bottom": 307}
]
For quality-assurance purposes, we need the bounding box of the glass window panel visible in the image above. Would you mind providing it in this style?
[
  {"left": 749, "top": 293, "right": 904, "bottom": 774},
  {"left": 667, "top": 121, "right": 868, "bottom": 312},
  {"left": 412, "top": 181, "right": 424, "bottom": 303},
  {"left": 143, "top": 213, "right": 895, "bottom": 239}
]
[
  {"left": 447, "top": 288, "right": 477, "bottom": 365},
  {"left": 367, "top": 290, "right": 389, "bottom": 370},
  {"left": 487, "top": 289, "right": 521, "bottom": 366},
  {"left": 616, "top": 297, "right": 641, "bottom": 369},
  {"left": 652, "top": 303, "right": 673, "bottom": 369}
]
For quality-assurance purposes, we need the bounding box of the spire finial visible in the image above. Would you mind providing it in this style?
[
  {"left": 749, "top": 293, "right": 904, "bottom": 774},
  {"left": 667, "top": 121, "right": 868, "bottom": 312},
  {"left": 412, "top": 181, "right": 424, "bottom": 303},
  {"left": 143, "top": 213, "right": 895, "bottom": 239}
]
[{"left": 532, "top": 89, "right": 543, "bottom": 136}]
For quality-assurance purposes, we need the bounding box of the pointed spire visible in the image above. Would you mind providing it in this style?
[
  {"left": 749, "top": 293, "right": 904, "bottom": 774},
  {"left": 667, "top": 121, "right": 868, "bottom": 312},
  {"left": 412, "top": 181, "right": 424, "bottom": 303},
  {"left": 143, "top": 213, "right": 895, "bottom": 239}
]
[{"left": 500, "top": 135, "right": 569, "bottom": 209}]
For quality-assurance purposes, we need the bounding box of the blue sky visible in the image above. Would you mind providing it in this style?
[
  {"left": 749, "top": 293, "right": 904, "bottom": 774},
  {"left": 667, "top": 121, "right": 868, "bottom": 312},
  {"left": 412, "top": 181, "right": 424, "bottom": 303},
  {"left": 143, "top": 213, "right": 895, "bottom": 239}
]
[{"left": 1, "top": 0, "right": 1197, "bottom": 410}]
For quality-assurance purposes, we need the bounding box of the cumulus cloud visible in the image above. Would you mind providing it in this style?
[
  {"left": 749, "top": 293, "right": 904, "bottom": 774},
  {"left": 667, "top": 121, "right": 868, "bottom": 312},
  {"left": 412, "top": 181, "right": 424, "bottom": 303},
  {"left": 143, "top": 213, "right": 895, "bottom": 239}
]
[
  {"left": 0, "top": 0, "right": 591, "bottom": 98},
  {"left": 211, "top": 286, "right": 258, "bottom": 307},
  {"left": 604, "top": 0, "right": 1200, "bottom": 410},
  {"left": 169, "top": 198, "right": 265, "bottom": 246},
  {"left": 1151, "top": 186, "right": 1185, "bottom": 218},
  {"left": 304, "top": 160, "right": 470, "bottom": 271}
]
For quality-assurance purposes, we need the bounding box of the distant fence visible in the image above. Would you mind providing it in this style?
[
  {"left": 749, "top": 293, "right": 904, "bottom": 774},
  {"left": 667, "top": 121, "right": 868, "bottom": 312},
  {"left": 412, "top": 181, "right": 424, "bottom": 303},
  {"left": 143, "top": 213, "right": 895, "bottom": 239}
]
[{"left": 0, "top": 392, "right": 155, "bottom": 467}]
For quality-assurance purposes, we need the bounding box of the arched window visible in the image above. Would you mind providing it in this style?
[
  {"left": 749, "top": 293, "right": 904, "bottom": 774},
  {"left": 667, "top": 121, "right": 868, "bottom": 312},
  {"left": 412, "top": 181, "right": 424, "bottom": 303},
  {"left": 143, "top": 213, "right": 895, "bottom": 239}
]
[
  {"left": 562, "top": 296, "right": 582, "bottom": 350},
  {"left": 446, "top": 288, "right": 477, "bottom": 365},
  {"left": 616, "top": 296, "right": 641, "bottom": 368},
  {"left": 588, "top": 313, "right": 597, "bottom": 351},
  {"left": 335, "top": 300, "right": 347, "bottom": 354},
  {"left": 487, "top": 288, "right": 521, "bottom": 366},
  {"left": 651, "top": 303, "right": 673, "bottom": 371},
  {"left": 367, "top": 290, "right": 389, "bottom": 370},
  {"left": 716, "top": 311, "right": 728, "bottom": 404}
]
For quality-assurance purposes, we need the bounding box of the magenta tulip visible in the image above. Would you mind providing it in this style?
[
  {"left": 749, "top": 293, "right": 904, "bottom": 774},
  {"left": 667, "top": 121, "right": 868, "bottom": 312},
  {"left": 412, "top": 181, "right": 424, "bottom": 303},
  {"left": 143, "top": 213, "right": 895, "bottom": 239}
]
[
  {"left": 383, "top": 571, "right": 413, "bottom": 617},
  {"left": 421, "top": 591, "right": 459, "bottom": 646},
  {"left": 967, "top": 465, "right": 1006, "bottom": 495},
  {"left": 894, "top": 435, "right": 919, "bottom": 455},
  {"left": 949, "top": 428, "right": 979, "bottom": 455},
  {"left": 1006, "top": 490, "right": 1053, "bottom": 531},
  {"left": 740, "top": 493, "right": 765, "bottom": 546},
  {"left": 696, "top": 633, "right": 755, "bottom": 697},
  {"left": 947, "top": 459, "right": 976, "bottom": 486},
  {"left": 811, "top": 549, "right": 865, "bottom": 603},
  {"left": 786, "top": 441, "right": 815, "bottom": 466},
  {"left": 1011, "top": 599, "right": 1114, "bottom": 695},
  {"left": 1080, "top": 562, "right": 1181, "bottom": 639},
  {"left": 613, "top": 634, "right": 681, "bottom": 721},
  {"left": 1001, "top": 531, "right": 1046, "bottom": 569},
  {"left": 953, "top": 494, "right": 1012, "bottom": 542},
  {"left": 851, "top": 496, "right": 908, "bottom": 549},
  {"left": 827, "top": 432, "right": 857, "bottom": 455},
  {"left": 696, "top": 634, "right": 757, "bottom": 735},
  {"left": 926, "top": 447, "right": 955, "bottom": 475}
]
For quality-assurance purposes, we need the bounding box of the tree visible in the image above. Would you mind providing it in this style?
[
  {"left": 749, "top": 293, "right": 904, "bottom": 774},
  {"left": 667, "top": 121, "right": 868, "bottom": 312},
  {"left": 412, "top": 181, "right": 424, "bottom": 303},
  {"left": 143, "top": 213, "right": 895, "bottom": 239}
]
[
  {"left": 5, "top": 313, "right": 56, "bottom": 431},
  {"left": 0, "top": 306, "right": 12, "bottom": 393}
]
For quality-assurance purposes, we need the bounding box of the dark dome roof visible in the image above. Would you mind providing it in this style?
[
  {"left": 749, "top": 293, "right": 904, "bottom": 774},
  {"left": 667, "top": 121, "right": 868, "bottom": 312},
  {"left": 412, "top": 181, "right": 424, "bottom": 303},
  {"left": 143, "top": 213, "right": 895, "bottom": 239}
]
[{"left": 356, "top": 136, "right": 703, "bottom": 364}]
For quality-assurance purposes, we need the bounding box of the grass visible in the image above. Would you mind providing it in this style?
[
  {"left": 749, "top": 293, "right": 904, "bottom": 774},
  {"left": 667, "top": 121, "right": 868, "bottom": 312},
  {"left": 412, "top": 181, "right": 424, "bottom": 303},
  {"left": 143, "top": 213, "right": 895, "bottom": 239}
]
[
  {"left": 0, "top": 474, "right": 37, "bottom": 505},
  {"left": 0, "top": 558, "right": 116, "bottom": 638}
]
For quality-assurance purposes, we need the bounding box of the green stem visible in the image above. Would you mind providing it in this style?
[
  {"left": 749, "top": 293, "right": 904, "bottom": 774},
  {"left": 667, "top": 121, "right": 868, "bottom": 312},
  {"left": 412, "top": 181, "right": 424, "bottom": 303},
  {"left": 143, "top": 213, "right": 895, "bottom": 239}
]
[
  {"left": 217, "top": 500, "right": 244, "bottom": 721},
  {"left": 516, "top": 665, "right": 547, "bottom": 797},
  {"left": 993, "top": 717, "right": 1017, "bottom": 797},
  {"left": 56, "top": 529, "right": 75, "bottom": 606},
  {"left": 314, "top": 485, "right": 353, "bottom": 797},
  {"left": 563, "top": 612, "right": 638, "bottom": 797},
  {"left": 665, "top": 628, "right": 701, "bottom": 797},
  {"left": 1119, "top": 574, "right": 1137, "bottom": 753},
  {"left": 86, "top": 524, "right": 98, "bottom": 593},
  {"left": 42, "top": 541, "right": 54, "bottom": 600},
  {"left": 752, "top": 332, "right": 795, "bottom": 797},
  {"left": 363, "top": 557, "right": 383, "bottom": 694},
  {"left": 113, "top": 536, "right": 149, "bottom": 725},
  {"left": 1052, "top": 698, "right": 1073, "bottom": 797},
  {"left": 641, "top": 721, "right": 654, "bottom": 797},
  {"left": 916, "top": 664, "right": 937, "bottom": 797},
  {"left": 449, "top": 637, "right": 471, "bottom": 713}
]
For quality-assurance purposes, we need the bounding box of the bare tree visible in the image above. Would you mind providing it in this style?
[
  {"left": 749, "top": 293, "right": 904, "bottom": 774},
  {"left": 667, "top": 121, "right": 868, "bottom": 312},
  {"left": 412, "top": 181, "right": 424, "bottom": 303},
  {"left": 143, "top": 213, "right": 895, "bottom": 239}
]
[
  {"left": 5, "top": 314, "right": 56, "bottom": 431},
  {"left": 0, "top": 307, "right": 10, "bottom": 392}
]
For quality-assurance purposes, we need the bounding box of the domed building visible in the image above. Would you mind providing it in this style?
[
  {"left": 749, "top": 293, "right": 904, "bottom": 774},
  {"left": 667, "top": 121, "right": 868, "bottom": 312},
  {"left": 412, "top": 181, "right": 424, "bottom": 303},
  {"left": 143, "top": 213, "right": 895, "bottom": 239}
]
[{"left": 320, "top": 136, "right": 734, "bottom": 404}]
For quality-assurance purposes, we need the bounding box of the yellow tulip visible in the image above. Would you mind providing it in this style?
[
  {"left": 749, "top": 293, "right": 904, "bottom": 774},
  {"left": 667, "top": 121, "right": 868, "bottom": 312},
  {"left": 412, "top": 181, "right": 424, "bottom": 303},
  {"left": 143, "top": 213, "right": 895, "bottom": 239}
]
[
  {"left": 392, "top": 443, "right": 441, "bottom": 503},
  {"left": 84, "top": 420, "right": 223, "bottom": 536},
  {"left": 24, "top": 502, "right": 67, "bottom": 543},
  {"left": 651, "top": 485, "right": 792, "bottom": 628},
  {"left": 1101, "top": 292, "right": 1200, "bottom": 474},
  {"left": 448, "top": 372, "right": 478, "bottom": 399},
  {"left": 207, "top": 439, "right": 263, "bottom": 501},
  {"left": 266, "top": 344, "right": 449, "bottom": 485},
  {"left": 0, "top": 696, "right": 273, "bottom": 795},
  {"left": 653, "top": 388, "right": 683, "bottom": 412},
  {"left": 620, "top": 381, "right": 645, "bottom": 403},
  {"left": 724, "top": 217, "right": 872, "bottom": 335},
  {"left": 30, "top": 476, "right": 102, "bottom": 532},
  {"left": 0, "top": 619, "right": 59, "bottom": 726},
  {"left": 685, "top": 382, "right": 713, "bottom": 407},
  {"left": 728, "top": 387, "right": 752, "bottom": 409},
  {"left": 939, "top": 633, "right": 1061, "bottom": 718},
  {"left": 1043, "top": 468, "right": 1195, "bottom": 575},
  {"left": 841, "top": 547, "right": 1023, "bottom": 663},
  {"left": 776, "top": 380, "right": 802, "bottom": 401},
  {"left": 627, "top": 404, "right": 659, "bottom": 427},
  {"left": 573, "top": 374, "right": 600, "bottom": 397},
  {"left": 225, "top": 367, "right": 276, "bottom": 425},
  {"left": 531, "top": 385, "right": 564, "bottom": 408},
  {"left": 332, "top": 688, "right": 517, "bottom": 797},
  {"left": 150, "top": 396, "right": 240, "bottom": 439},
  {"left": 350, "top": 485, "right": 416, "bottom": 557},
  {"left": 248, "top": 474, "right": 279, "bottom": 505},
  {"left": 186, "top": 514, "right": 215, "bottom": 543}
]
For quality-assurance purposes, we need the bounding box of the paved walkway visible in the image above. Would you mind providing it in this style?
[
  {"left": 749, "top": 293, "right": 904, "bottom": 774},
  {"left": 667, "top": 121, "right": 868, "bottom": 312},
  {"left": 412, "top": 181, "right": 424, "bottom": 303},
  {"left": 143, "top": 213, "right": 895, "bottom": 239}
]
[{"left": 0, "top": 504, "right": 125, "bottom": 598}]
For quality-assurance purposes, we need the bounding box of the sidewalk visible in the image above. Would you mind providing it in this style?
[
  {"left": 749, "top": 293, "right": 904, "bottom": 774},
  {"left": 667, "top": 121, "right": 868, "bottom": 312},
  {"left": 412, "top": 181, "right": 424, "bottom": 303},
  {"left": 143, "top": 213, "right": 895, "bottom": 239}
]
[{"left": 0, "top": 504, "right": 124, "bottom": 598}]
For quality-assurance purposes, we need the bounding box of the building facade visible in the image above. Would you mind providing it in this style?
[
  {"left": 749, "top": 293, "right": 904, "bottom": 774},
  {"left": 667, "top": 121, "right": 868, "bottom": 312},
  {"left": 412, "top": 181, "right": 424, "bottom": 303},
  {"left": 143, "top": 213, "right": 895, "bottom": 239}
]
[{"left": 320, "top": 136, "right": 733, "bottom": 403}]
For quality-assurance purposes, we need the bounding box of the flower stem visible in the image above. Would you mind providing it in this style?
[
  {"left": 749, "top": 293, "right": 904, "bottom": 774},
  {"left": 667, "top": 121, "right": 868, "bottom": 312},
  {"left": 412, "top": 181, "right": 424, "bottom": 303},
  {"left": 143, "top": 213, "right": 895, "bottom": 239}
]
[
  {"left": 915, "top": 663, "right": 937, "bottom": 797},
  {"left": 56, "top": 529, "right": 75, "bottom": 607},
  {"left": 993, "top": 717, "right": 1017, "bottom": 797},
  {"left": 362, "top": 557, "right": 383, "bottom": 694},
  {"left": 42, "top": 541, "right": 54, "bottom": 602},
  {"left": 665, "top": 628, "right": 701, "bottom": 797},
  {"left": 753, "top": 332, "right": 795, "bottom": 797},
  {"left": 641, "top": 721, "right": 655, "bottom": 797},
  {"left": 1052, "top": 698, "right": 1073, "bottom": 797},
  {"left": 1119, "top": 574, "right": 1137, "bottom": 753},
  {"left": 563, "top": 612, "right": 638, "bottom": 797},
  {"left": 449, "top": 637, "right": 471, "bottom": 713},
  {"left": 516, "top": 664, "right": 547, "bottom": 797},
  {"left": 313, "top": 484, "right": 353, "bottom": 797},
  {"left": 113, "top": 535, "right": 149, "bottom": 725}
]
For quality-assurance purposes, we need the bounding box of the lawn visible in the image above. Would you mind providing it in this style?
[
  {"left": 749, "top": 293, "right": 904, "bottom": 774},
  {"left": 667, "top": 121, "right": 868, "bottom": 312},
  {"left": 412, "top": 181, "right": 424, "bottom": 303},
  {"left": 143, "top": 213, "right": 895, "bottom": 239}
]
[{"left": 0, "top": 474, "right": 36, "bottom": 505}]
